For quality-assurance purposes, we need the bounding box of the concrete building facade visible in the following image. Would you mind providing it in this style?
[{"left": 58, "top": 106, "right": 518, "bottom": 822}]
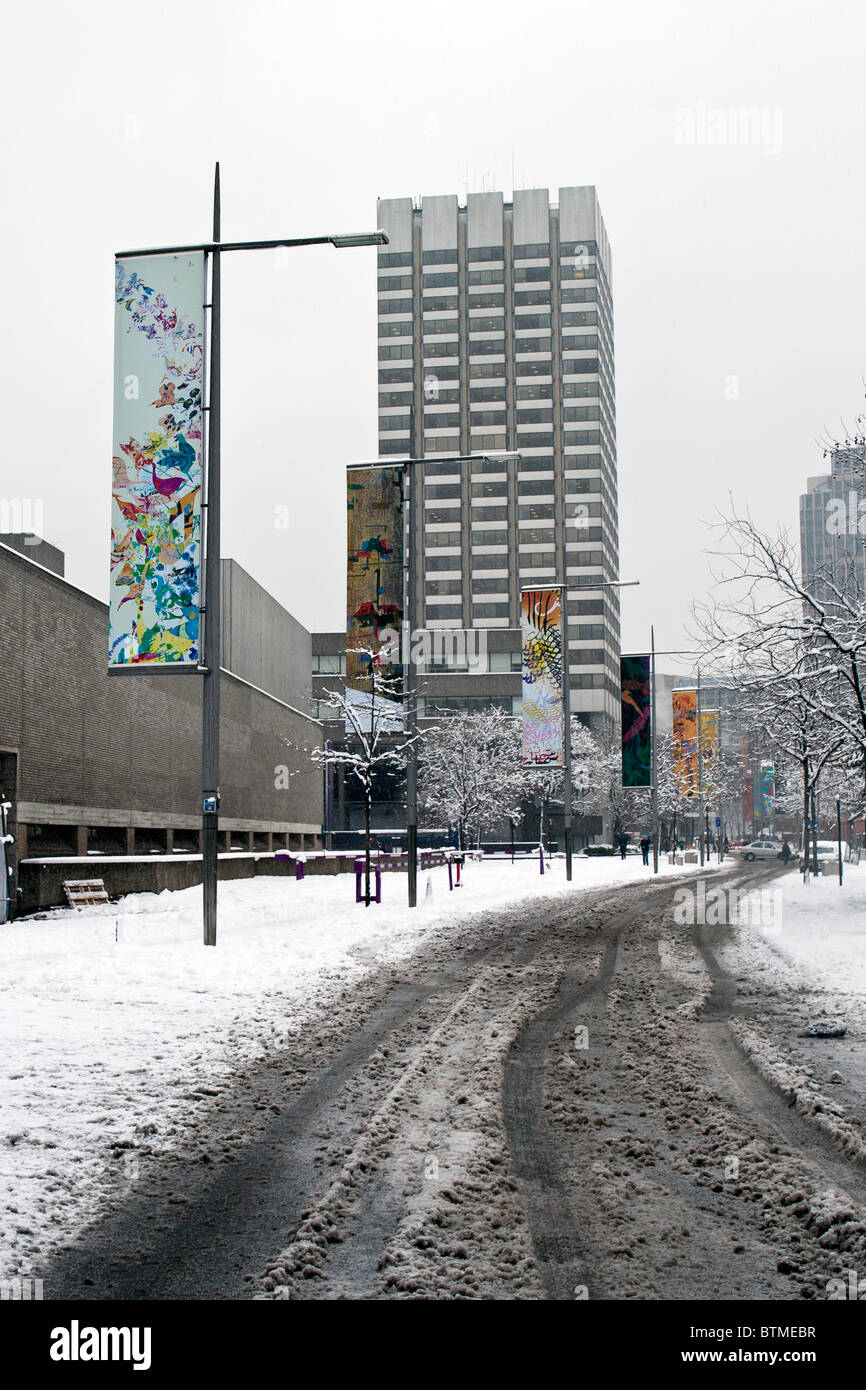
[
  {"left": 376, "top": 186, "right": 621, "bottom": 726},
  {"left": 800, "top": 444, "right": 866, "bottom": 603},
  {"left": 0, "top": 540, "right": 322, "bottom": 912}
]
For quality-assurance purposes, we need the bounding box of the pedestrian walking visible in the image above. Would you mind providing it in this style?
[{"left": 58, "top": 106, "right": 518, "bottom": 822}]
[
  {"left": 639, "top": 834, "right": 651, "bottom": 866},
  {"left": 619, "top": 833, "right": 629, "bottom": 860}
]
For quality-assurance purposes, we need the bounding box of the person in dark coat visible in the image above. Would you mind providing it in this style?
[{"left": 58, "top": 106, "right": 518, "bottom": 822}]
[
  {"left": 619, "top": 834, "right": 629, "bottom": 860},
  {"left": 639, "top": 834, "right": 651, "bottom": 866}
]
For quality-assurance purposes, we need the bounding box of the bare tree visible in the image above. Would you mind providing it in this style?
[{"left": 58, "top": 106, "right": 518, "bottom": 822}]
[{"left": 313, "top": 647, "right": 423, "bottom": 905}]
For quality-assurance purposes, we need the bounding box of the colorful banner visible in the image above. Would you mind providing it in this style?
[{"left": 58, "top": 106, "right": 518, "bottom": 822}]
[
  {"left": 760, "top": 759, "right": 775, "bottom": 818},
  {"left": 620, "top": 655, "right": 651, "bottom": 787},
  {"left": 521, "top": 587, "right": 564, "bottom": 766},
  {"left": 700, "top": 709, "right": 719, "bottom": 800},
  {"left": 110, "top": 254, "right": 205, "bottom": 668},
  {"left": 672, "top": 689, "right": 698, "bottom": 798},
  {"left": 346, "top": 465, "right": 405, "bottom": 689}
]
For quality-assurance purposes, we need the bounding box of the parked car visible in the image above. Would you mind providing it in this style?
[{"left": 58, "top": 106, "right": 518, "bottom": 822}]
[
  {"left": 798, "top": 840, "right": 849, "bottom": 868},
  {"left": 734, "top": 839, "right": 783, "bottom": 862}
]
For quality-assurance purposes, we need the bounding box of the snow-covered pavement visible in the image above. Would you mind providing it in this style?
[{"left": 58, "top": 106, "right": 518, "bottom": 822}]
[{"left": 0, "top": 852, "right": 711, "bottom": 1279}]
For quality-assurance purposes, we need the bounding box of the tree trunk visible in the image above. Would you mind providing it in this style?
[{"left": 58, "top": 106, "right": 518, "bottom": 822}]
[{"left": 802, "top": 761, "right": 809, "bottom": 881}]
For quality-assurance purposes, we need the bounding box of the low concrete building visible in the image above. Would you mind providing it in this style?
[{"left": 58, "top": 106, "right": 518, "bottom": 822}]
[{"left": 0, "top": 539, "right": 322, "bottom": 914}]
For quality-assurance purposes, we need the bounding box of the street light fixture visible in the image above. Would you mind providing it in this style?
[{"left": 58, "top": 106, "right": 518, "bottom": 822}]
[
  {"left": 117, "top": 164, "right": 387, "bottom": 947},
  {"left": 399, "top": 436, "right": 522, "bottom": 907}
]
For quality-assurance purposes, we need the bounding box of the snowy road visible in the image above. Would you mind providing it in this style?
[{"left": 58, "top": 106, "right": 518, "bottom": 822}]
[{"left": 28, "top": 857, "right": 866, "bottom": 1301}]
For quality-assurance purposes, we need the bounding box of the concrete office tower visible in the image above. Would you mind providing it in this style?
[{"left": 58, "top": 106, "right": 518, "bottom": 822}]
[
  {"left": 800, "top": 444, "right": 866, "bottom": 606},
  {"left": 376, "top": 187, "right": 621, "bottom": 725}
]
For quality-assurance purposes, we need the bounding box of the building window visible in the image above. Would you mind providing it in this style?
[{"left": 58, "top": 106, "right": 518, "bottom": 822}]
[
  {"left": 378, "top": 344, "right": 413, "bottom": 361},
  {"left": 514, "top": 289, "right": 550, "bottom": 306},
  {"left": 378, "top": 274, "right": 413, "bottom": 290},
  {"left": 423, "top": 341, "right": 459, "bottom": 359},
  {"left": 426, "top": 579, "right": 462, "bottom": 596},
  {"left": 422, "top": 249, "right": 458, "bottom": 264},
  {"left": 469, "top": 316, "right": 505, "bottom": 335},
  {"left": 426, "top": 603, "right": 463, "bottom": 620},
  {"left": 425, "top": 482, "right": 462, "bottom": 499},
  {"left": 313, "top": 653, "right": 346, "bottom": 674},
  {"left": 379, "top": 321, "right": 413, "bottom": 338},
  {"left": 468, "top": 292, "right": 504, "bottom": 309},
  {"left": 425, "top": 554, "right": 463, "bottom": 572},
  {"left": 472, "top": 601, "right": 510, "bottom": 618},
  {"left": 422, "top": 272, "right": 458, "bottom": 288},
  {"left": 424, "top": 411, "right": 460, "bottom": 430},
  {"left": 378, "top": 251, "right": 413, "bottom": 268},
  {"left": 379, "top": 366, "right": 414, "bottom": 383},
  {"left": 379, "top": 298, "right": 414, "bottom": 315},
  {"left": 424, "top": 435, "right": 461, "bottom": 452},
  {"left": 425, "top": 530, "right": 462, "bottom": 548},
  {"left": 515, "top": 336, "right": 552, "bottom": 354},
  {"left": 469, "top": 410, "right": 506, "bottom": 427},
  {"left": 424, "top": 317, "right": 460, "bottom": 335},
  {"left": 561, "top": 310, "right": 598, "bottom": 328},
  {"left": 467, "top": 246, "right": 504, "bottom": 261}
]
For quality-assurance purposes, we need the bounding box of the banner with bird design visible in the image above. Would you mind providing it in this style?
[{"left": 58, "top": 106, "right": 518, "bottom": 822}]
[
  {"left": 620, "top": 654, "right": 652, "bottom": 787},
  {"left": 521, "top": 587, "right": 564, "bottom": 767},
  {"left": 110, "top": 253, "right": 205, "bottom": 668}
]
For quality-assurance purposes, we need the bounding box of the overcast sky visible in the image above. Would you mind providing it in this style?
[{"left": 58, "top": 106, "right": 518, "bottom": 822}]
[{"left": 3, "top": 0, "right": 864, "bottom": 672}]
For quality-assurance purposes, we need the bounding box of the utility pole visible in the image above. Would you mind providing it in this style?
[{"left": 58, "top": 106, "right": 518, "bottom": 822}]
[
  {"left": 559, "top": 528, "right": 574, "bottom": 881},
  {"left": 404, "top": 408, "right": 419, "bottom": 907},
  {"left": 697, "top": 669, "right": 704, "bottom": 867},
  {"left": 202, "top": 163, "right": 221, "bottom": 947}
]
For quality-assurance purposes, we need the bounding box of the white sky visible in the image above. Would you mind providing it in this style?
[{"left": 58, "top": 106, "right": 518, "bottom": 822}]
[{"left": 2, "top": 0, "right": 864, "bottom": 672}]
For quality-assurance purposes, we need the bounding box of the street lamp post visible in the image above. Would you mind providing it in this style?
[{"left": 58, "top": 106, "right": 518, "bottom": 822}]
[
  {"left": 390, "top": 447, "right": 521, "bottom": 907},
  {"left": 119, "top": 164, "right": 387, "bottom": 946}
]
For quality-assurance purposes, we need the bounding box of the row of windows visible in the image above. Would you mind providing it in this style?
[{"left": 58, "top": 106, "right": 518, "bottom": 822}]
[{"left": 418, "top": 696, "right": 519, "bottom": 717}]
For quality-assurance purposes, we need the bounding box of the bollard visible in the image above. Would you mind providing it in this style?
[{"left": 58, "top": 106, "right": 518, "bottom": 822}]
[
  {"left": 295, "top": 859, "right": 305, "bottom": 881},
  {"left": 355, "top": 862, "right": 362, "bottom": 903},
  {"left": 447, "top": 858, "right": 453, "bottom": 891},
  {"left": 375, "top": 866, "right": 382, "bottom": 903},
  {"left": 539, "top": 844, "right": 544, "bottom": 876}
]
